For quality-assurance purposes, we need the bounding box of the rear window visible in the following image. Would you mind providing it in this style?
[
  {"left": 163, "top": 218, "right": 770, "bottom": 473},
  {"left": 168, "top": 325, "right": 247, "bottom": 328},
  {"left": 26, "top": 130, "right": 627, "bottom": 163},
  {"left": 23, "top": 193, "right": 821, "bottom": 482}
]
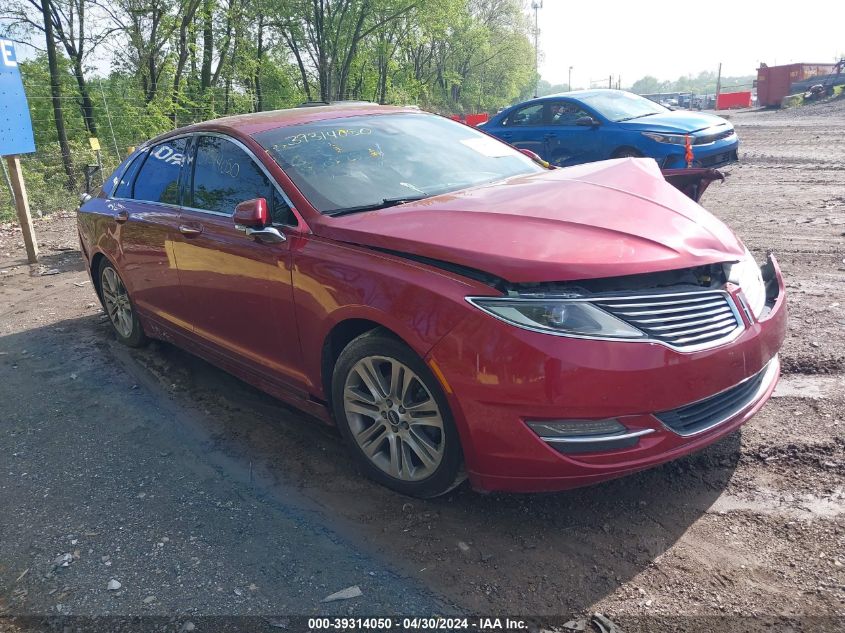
[
  {"left": 131, "top": 138, "right": 187, "bottom": 205},
  {"left": 112, "top": 152, "right": 145, "bottom": 199}
]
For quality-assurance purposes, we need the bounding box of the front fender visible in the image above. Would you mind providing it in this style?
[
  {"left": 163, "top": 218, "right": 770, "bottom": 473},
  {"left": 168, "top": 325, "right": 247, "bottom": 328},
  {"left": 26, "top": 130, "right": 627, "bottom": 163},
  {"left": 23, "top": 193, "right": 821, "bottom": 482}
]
[{"left": 290, "top": 235, "right": 488, "bottom": 400}]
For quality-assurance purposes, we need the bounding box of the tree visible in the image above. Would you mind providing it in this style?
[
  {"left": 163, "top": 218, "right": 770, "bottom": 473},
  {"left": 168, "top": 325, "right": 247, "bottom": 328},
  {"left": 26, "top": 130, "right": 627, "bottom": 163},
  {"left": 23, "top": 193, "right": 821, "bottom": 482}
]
[
  {"left": 169, "top": 0, "right": 202, "bottom": 120},
  {"left": 268, "top": 0, "right": 417, "bottom": 102},
  {"left": 41, "top": 0, "right": 76, "bottom": 188},
  {"left": 1, "top": 0, "right": 109, "bottom": 135},
  {"left": 2, "top": 0, "right": 539, "bottom": 214},
  {"left": 630, "top": 75, "right": 661, "bottom": 95}
]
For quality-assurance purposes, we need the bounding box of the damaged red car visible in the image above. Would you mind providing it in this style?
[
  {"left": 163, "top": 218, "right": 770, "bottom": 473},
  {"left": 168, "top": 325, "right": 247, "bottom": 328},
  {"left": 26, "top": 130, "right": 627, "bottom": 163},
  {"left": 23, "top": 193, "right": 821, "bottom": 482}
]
[{"left": 77, "top": 104, "right": 786, "bottom": 497}]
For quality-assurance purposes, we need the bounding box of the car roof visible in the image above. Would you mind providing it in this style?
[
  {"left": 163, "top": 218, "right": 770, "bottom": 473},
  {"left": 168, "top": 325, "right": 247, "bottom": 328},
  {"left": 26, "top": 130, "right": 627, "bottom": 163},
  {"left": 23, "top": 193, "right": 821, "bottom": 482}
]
[
  {"left": 158, "top": 103, "right": 421, "bottom": 141},
  {"left": 508, "top": 89, "right": 628, "bottom": 108}
]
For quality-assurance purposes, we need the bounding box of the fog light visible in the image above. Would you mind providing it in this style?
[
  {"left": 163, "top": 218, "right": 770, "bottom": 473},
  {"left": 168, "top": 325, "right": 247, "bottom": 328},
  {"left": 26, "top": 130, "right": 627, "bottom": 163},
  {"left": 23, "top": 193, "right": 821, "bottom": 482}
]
[
  {"left": 526, "top": 418, "right": 654, "bottom": 454},
  {"left": 527, "top": 419, "right": 626, "bottom": 438}
]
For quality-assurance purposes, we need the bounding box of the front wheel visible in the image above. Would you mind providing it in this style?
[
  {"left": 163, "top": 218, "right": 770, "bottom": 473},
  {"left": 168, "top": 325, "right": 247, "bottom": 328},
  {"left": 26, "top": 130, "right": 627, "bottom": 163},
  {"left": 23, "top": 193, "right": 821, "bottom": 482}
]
[
  {"left": 331, "top": 332, "right": 464, "bottom": 498},
  {"left": 612, "top": 147, "right": 643, "bottom": 159},
  {"left": 98, "top": 258, "right": 148, "bottom": 347}
]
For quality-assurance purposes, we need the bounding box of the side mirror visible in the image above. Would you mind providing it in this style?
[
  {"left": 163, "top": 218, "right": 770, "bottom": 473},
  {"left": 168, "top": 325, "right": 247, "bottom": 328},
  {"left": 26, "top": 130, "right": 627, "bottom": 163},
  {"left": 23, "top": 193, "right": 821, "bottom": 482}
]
[
  {"left": 233, "top": 197, "right": 286, "bottom": 244},
  {"left": 576, "top": 116, "right": 599, "bottom": 127},
  {"left": 233, "top": 198, "right": 268, "bottom": 228},
  {"left": 518, "top": 148, "right": 552, "bottom": 168}
]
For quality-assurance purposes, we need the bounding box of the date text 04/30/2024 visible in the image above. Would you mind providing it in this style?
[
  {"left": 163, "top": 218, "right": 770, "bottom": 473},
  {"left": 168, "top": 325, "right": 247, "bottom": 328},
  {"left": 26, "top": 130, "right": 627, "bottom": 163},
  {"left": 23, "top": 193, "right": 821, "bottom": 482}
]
[{"left": 306, "top": 617, "right": 528, "bottom": 630}]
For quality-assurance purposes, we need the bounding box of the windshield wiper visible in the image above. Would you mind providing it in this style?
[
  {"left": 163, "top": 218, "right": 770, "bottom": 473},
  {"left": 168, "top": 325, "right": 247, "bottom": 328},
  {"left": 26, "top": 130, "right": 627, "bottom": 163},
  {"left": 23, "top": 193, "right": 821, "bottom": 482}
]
[
  {"left": 617, "top": 112, "right": 660, "bottom": 122},
  {"left": 326, "top": 195, "right": 429, "bottom": 217}
]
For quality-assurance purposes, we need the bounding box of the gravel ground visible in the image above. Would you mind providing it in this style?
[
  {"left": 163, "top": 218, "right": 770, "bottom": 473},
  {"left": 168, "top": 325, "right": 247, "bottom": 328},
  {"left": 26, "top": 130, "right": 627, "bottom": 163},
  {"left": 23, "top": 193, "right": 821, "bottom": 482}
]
[{"left": 0, "top": 101, "right": 843, "bottom": 631}]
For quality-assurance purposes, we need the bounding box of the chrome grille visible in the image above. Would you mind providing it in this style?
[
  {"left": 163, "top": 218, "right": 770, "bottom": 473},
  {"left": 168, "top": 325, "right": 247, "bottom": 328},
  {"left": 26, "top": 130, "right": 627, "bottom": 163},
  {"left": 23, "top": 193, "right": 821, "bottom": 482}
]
[
  {"left": 656, "top": 359, "right": 776, "bottom": 435},
  {"left": 694, "top": 128, "right": 735, "bottom": 145},
  {"left": 593, "top": 290, "right": 742, "bottom": 350}
]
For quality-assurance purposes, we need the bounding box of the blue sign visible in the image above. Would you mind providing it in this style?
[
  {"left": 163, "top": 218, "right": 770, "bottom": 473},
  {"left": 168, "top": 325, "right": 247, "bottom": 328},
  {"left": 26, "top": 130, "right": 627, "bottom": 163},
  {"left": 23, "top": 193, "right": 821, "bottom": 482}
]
[{"left": 0, "top": 40, "right": 36, "bottom": 156}]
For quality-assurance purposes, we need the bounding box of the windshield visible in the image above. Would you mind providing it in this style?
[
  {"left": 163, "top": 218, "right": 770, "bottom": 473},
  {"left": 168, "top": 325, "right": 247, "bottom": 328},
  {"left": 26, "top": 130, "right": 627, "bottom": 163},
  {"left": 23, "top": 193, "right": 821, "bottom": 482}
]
[
  {"left": 579, "top": 91, "right": 669, "bottom": 122},
  {"left": 254, "top": 113, "right": 543, "bottom": 214}
]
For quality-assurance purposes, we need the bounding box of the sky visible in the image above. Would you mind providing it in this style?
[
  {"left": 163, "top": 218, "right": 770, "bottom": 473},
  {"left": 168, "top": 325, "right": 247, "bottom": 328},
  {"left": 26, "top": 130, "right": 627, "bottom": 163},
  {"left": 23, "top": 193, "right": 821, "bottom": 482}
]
[
  {"left": 534, "top": 0, "right": 845, "bottom": 88},
  {"left": 5, "top": 0, "right": 844, "bottom": 87}
]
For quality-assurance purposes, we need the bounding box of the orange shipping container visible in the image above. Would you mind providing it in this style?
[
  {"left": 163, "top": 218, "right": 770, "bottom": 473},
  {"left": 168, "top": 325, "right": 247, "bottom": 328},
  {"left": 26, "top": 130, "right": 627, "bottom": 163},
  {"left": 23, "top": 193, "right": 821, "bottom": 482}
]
[{"left": 756, "top": 62, "right": 837, "bottom": 107}]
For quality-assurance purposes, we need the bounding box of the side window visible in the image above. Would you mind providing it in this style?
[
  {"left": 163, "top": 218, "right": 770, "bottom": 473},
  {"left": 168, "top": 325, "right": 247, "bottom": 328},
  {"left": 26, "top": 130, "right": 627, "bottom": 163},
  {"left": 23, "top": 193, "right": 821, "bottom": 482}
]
[
  {"left": 111, "top": 152, "right": 144, "bottom": 198},
  {"left": 271, "top": 189, "right": 295, "bottom": 225},
  {"left": 131, "top": 138, "right": 187, "bottom": 205},
  {"left": 190, "top": 135, "right": 280, "bottom": 217},
  {"left": 506, "top": 104, "right": 544, "bottom": 127},
  {"left": 547, "top": 102, "right": 591, "bottom": 126}
]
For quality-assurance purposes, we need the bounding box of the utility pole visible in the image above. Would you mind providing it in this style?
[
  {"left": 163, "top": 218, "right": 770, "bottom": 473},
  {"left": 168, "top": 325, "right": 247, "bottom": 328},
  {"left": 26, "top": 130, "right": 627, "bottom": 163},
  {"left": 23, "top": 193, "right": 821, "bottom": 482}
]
[
  {"left": 716, "top": 62, "right": 723, "bottom": 108},
  {"left": 532, "top": 0, "right": 543, "bottom": 98},
  {"left": 568, "top": 66, "right": 573, "bottom": 91}
]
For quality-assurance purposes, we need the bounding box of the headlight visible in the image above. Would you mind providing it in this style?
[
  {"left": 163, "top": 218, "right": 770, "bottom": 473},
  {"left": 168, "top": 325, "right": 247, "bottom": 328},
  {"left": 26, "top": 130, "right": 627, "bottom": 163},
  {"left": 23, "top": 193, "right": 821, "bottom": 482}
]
[
  {"left": 466, "top": 297, "right": 646, "bottom": 339},
  {"left": 642, "top": 131, "right": 689, "bottom": 145},
  {"left": 726, "top": 248, "right": 766, "bottom": 319}
]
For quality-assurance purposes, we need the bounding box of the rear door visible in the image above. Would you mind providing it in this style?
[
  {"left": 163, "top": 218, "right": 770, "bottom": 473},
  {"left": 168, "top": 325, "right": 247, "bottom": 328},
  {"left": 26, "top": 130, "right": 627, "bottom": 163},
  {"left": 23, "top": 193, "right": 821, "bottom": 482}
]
[
  {"left": 492, "top": 103, "right": 546, "bottom": 156},
  {"left": 116, "top": 137, "right": 191, "bottom": 332},
  {"left": 174, "top": 133, "right": 305, "bottom": 392},
  {"left": 543, "top": 100, "right": 603, "bottom": 166}
]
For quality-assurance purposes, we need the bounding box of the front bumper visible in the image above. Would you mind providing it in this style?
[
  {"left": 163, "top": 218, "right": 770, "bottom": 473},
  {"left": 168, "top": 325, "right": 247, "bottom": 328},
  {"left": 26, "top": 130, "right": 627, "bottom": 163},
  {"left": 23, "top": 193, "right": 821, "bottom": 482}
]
[
  {"left": 660, "top": 136, "right": 739, "bottom": 169},
  {"left": 427, "top": 255, "right": 786, "bottom": 493}
]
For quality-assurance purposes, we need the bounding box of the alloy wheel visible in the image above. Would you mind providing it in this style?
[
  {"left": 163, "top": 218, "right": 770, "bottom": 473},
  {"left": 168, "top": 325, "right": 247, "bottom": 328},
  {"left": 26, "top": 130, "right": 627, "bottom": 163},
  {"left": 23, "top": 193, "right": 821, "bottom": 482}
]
[
  {"left": 101, "top": 266, "right": 134, "bottom": 338},
  {"left": 343, "top": 356, "right": 446, "bottom": 481}
]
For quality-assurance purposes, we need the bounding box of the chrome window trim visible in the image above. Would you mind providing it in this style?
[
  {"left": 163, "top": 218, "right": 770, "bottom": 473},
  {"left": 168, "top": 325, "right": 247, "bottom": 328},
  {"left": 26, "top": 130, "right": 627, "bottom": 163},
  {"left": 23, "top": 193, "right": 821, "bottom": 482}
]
[
  {"left": 107, "top": 134, "right": 193, "bottom": 206},
  {"left": 178, "top": 205, "right": 232, "bottom": 218},
  {"left": 106, "top": 150, "right": 144, "bottom": 198},
  {"left": 106, "top": 131, "right": 299, "bottom": 229},
  {"left": 115, "top": 200, "right": 182, "bottom": 212},
  {"left": 656, "top": 356, "right": 779, "bottom": 438},
  {"left": 465, "top": 289, "right": 746, "bottom": 353},
  {"left": 191, "top": 131, "right": 299, "bottom": 228}
]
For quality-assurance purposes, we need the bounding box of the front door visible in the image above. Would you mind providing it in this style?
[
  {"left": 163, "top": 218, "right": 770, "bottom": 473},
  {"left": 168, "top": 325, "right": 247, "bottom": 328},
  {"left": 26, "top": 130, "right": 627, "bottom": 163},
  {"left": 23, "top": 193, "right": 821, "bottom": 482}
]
[
  {"left": 543, "top": 100, "right": 603, "bottom": 166},
  {"left": 494, "top": 103, "right": 546, "bottom": 155},
  {"left": 173, "top": 134, "right": 305, "bottom": 393}
]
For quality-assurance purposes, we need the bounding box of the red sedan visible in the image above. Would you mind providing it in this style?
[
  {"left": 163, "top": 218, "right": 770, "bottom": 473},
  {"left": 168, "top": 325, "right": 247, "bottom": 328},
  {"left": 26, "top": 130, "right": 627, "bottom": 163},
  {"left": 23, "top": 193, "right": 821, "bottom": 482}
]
[{"left": 77, "top": 103, "right": 786, "bottom": 497}]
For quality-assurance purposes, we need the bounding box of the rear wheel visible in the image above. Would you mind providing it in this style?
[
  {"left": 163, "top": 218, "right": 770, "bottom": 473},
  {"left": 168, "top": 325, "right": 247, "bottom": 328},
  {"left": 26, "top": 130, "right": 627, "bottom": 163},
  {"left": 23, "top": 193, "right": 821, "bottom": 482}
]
[
  {"left": 98, "top": 259, "right": 147, "bottom": 348},
  {"left": 331, "top": 332, "right": 463, "bottom": 497}
]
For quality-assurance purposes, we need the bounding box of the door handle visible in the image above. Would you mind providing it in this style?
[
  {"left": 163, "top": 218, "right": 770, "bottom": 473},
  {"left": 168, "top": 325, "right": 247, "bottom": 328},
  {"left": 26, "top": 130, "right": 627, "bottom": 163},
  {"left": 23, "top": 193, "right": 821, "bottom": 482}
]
[
  {"left": 179, "top": 224, "right": 203, "bottom": 237},
  {"left": 115, "top": 210, "right": 129, "bottom": 223},
  {"left": 544, "top": 133, "right": 557, "bottom": 140}
]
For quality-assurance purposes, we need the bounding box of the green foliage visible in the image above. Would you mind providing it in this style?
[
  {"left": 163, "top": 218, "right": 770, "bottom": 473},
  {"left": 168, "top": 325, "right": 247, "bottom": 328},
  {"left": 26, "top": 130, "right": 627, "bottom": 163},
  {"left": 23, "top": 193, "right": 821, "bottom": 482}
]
[
  {"left": 534, "top": 79, "right": 571, "bottom": 98},
  {"left": 630, "top": 71, "right": 756, "bottom": 96},
  {"left": 0, "top": 0, "right": 537, "bottom": 221}
]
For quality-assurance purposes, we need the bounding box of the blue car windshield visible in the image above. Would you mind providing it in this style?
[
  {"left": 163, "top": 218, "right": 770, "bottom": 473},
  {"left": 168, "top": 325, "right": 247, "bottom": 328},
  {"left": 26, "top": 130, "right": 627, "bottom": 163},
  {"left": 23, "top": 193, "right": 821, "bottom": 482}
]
[
  {"left": 579, "top": 91, "right": 669, "bottom": 122},
  {"left": 254, "top": 113, "right": 543, "bottom": 214}
]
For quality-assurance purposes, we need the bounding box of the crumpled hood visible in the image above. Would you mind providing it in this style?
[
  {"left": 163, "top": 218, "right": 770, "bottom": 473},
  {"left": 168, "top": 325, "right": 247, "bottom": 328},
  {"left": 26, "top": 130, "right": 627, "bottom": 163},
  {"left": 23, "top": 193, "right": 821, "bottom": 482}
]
[
  {"left": 621, "top": 111, "right": 731, "bottom": 134},
  {"left": 313, "top": 158, "right": 745, "bottom": 283}
]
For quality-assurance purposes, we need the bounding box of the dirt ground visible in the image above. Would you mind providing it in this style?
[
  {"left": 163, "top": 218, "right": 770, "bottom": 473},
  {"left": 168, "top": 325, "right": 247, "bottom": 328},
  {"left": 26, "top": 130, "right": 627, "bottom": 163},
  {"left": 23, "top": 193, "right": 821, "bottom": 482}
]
[{"left": 0, "top": 99, "right": 843, "bottom": 631}]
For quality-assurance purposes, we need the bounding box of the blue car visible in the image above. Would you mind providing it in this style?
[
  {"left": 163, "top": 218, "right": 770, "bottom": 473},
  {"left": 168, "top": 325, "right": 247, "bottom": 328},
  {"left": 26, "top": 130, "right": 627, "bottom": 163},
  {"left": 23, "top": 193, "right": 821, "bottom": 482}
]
[{"left": 481, "top": 89, "right": 738, "bottom": 169}]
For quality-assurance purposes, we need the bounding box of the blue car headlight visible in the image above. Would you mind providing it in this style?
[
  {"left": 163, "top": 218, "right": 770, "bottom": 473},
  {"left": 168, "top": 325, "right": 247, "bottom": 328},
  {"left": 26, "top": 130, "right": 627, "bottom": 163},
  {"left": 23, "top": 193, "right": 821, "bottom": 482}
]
[{"left": 642, "top": 131, "right": 689, "bottom": 145}]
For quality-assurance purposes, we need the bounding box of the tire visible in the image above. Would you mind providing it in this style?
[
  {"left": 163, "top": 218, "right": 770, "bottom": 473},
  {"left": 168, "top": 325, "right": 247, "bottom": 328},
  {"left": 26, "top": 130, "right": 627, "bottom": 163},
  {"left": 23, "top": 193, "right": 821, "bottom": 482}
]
[
  {"left": 613, "top": 147, "right": 643, "bottom": 158},
  {"left": 613, "top": 147, "right": 643, "bottom": 159},
  {"left": 331, "top": 331, "right": 464, "bottom": 498},
  {"left": 98, "top": 258, "right": 148, "bottom": 348}
]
